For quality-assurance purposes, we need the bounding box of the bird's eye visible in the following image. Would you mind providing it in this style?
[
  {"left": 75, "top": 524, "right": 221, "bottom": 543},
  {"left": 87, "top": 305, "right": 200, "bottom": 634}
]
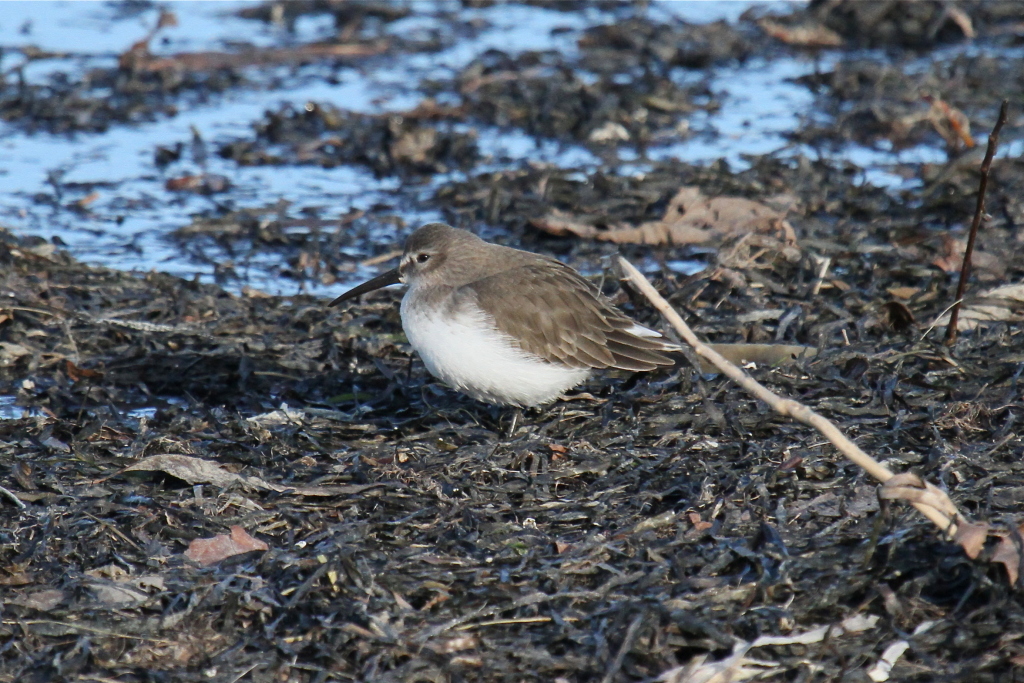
[{"left": 416, "top": 253, "right": 430, "bottom": 264}]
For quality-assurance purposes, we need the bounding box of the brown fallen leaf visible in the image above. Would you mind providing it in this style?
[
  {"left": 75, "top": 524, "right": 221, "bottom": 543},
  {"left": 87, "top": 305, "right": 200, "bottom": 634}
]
[
  {"left": 124, "top": 453, "right": 381, "bottom": 497},
  {"left": 992, "top": 528, "right": 1023, "bottom": 585},
  {"left": 0, "top": 569, "right": 33, "bottom": 586},
  {"left": 72, "top": 191, "right": 101, "bottom": 210},
  {"left": 165, "top": 173, "right": 231, "bottom": 194},
  {"left": 931, "top": 235, "right": 1004, "bottom": 278},
  {"left": 389, "top": 125, "right": 438, "bottom": 164},
  {"left": 933, "top": 282, "right": 1024, "bottom": 331},
  {"left": 886, "top": 286, "right": 920, "bottom": 300},
  {"left": 758, "top": 18, "right": 843, "bottom": 47},
  {"left": 688, "top": 512, "right": 714, "bottom": 532},
  {"left": 529, "top": 210, "right": 601, "bottom": 240},
  {"left": 925, "top": 96, "right": 974, "bottom": 149},
  {"left": 136, "top": 41, "right": 390, "bottom": 73},
  {"left": 65, "top": 359, "right": 104, "bottom": 381},
  {"left": 702, "top": 343, "right": 815, "bottom": 372},
  {"left": 185, "top": 525, "right": 269, "bottom": 566},
  {"left": 879, "top": 301, "right": 916, "bottom": 332},
  {"left": 953, "top": 521, "right": 990, "bottom": 560},
  {"left": 125, "top": 454, "right": 242, "bottom": 488},
  {"left": 532, "top": 187, "right": 797, "bottom": 248},
  {"left": 619, "top": 187, "right": 796, "bottom": 246},
  {"left": 7, "top": 589, "right": 65, "bottom": 612},
  {"left": 0, "top": 342, "right": 33, "bottom": 365},
  {"left": 659, "top": 615, "right": 878, "bottom": 683},
  {"left": 433, "top": 635, "right": 479, "bottom": 654},
  {"left": 88, "top": 580, "right": 151, "bottom": 608}
]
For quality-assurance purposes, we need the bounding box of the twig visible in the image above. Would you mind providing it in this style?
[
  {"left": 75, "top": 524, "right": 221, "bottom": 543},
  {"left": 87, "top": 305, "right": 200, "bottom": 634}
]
[
  {"left": 810, "top": 255, "right": 831, "bottom": 298},
  {"left": 944, "top": 100, "right": 1009, "bottom": 343},
  {"left": 0, "top": 484, "right": 26, "bottom": 510},
  {"left": 4, "top": 619, "right": 172, "bottom": 643},
  {"left": 618, "top": 256, "right": 966, "bottom": 538},
  {"left": 601, "top": 613, "right": 645, "bottom": 683},
  {"left": 456, "top": 616, "right": 555, "bottom": 630}
]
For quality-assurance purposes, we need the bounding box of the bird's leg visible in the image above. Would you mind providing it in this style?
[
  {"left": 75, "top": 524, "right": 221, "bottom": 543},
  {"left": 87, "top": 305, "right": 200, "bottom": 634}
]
[{"left": 505, "top": 406, "right": 523, "bottom": 439}]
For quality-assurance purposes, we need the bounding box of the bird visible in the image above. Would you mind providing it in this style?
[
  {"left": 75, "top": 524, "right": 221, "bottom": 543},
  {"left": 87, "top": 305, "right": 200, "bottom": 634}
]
[{"left": 329, "top": 223, "right": 676, "bottom": 408}]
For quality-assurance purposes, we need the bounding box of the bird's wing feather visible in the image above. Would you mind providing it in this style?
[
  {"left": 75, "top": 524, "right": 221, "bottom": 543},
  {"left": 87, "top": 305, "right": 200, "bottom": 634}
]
[{"left": 458, "top": 260, "right": 675, "bottom": 371}]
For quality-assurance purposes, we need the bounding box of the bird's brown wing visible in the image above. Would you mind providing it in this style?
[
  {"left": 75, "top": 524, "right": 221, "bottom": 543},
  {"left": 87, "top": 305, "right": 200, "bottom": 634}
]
[{"left": 458, "top": 260, "right": 676, "bottom": 371}]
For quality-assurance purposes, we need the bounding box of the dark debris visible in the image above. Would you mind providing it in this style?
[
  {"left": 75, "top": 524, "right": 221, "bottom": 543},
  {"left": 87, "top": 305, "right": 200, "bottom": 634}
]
[
  {"left": 218, "top": 101, "right": 479, "bottom": 177},
  {"left": 3, "top": 1, "right": 1024, "bottom": 681}
]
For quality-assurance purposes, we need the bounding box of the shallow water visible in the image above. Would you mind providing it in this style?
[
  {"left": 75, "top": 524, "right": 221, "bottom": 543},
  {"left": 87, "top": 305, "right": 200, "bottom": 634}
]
[{"left": 0, "top": 0, "right": 1004, "bottom": 296}]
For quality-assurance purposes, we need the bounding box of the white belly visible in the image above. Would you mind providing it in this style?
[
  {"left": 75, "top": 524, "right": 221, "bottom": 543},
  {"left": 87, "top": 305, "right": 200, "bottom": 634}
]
[{"left": 400, "top": 296, "right": 590, "bottom": 407}]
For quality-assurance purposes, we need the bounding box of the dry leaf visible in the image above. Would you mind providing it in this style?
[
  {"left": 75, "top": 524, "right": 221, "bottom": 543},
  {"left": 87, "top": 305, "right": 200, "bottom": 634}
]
[
  {"left": 165, "top": 173, "right": 230, "bottom": 194},
  {"left": 389, "top": 126, "right": 437, "bottom": 164},
  {"left": 0, "top": 570, "right": 33, "bottom": 586},
  {"left": 0, "top": 342, "right": 32, "bottom": 365},
  {"left": 659, "top": 615, "right": 879, "bottom": 683},
  {"left": 688, "top": 512, "right": 714, "bottom": 532},
  {"left": 880, "top": 301, "right": 915, "bottom": 332},
  {"left": 125, "top": 454, "right": 242, "bottom": 487},
  {"left": 65, "top": 359, "right": 104, "bottom": 381},
  {"left": 609, "top": 187, "right": 796, "bottom": 246},
  {"left": 134, "top": 41, "right": 390, "bottom": 73},
  {"left": 72, "top": 191, "right": 101, "bottom": 209},
  {"left": 758, "top": 18, "right": 843, "bottom": 47},
  {"left": 659, "top": 649, "right": 778, "bottom": 683},
  {"left": 123, "top": 453, "right": 373, "bottom": 497},
  {"left": 433, "top": 635, "right": 479, "bottom": 654},
  {"left": 925, "top": 96, "right": 974, "bottom": 148},
  {"left": 886, "top": 286, "right": 919, "bottom": 300},
  {"left": 588, "top": 121, "right": 630, "bottom": 143},
  {"left": 7, "top": 589, "right": 65, "bottom": 612},
  {"left": 532, "top": 187, "right": 797, "bottom": 248},
  {"left": 933, "top": 282, "right": 1024, "bottom": 331},
  {"left": 704, "top": 343, "right": 815, "bottom": 371},
  {"left": 953, "top": 521, "right": 989, "bottom": 559},
  {"left": 185, "top": 525, "right": 269, "bottom": 566},
  {"left": 931, "top": 235, "right": 1004, "bottom": 278},
  {"left": 247, "top": 405, "right": 306, "bottom": 426},
  {"left": 88, "top": 580, "right": 151, "bottom": 607},
  {"left": 529, "top": 210, "right": 601, "bottom": 240},
  {"left": 992, "top": 531, "right": 1023, "bottom": 585}
]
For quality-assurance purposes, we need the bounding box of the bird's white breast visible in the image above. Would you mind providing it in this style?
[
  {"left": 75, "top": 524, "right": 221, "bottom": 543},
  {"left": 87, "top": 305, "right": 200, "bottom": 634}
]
[{"left": 400, "top": 293, "right": 590, "bottom": 407}]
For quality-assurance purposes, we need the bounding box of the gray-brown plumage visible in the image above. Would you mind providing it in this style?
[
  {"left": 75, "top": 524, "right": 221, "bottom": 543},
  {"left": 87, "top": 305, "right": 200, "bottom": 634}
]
[{"left": 330, "top": 223, "right": 676, "bottom": 407}]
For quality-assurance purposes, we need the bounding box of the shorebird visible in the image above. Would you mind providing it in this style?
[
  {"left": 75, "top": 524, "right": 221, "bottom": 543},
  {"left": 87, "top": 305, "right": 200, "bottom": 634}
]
[{"left": 329, "top": 223, "right": 676, "bottom": 407}]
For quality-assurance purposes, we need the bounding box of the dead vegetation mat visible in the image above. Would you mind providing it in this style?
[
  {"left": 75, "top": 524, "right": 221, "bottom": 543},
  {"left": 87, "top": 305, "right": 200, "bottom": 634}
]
[
  {"left": 1, "top": 211, "right": 1024, "bottom": 683},
  {"left": 3, "top": 1, "right": 1024, "bottom": 681}
]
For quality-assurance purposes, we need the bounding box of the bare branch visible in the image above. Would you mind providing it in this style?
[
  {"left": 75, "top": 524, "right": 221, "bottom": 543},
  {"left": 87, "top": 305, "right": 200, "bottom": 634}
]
[
  {"left": 945, "top": 100, "right": 1009, "bottom": 343},
  {"left": 619, "top": 256, "right": 966, "bottom": 538}
]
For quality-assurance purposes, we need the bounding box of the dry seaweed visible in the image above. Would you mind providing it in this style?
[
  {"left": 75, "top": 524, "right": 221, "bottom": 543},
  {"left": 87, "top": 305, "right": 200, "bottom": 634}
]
[{"left": 3, "top": 1, "right": 1024, "bottom": 681}]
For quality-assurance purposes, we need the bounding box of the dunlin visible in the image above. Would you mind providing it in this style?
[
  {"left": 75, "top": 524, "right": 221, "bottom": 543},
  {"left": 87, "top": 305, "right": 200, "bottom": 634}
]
[{"left": 330, "top": 223, "right": 675, "bottom": 407}]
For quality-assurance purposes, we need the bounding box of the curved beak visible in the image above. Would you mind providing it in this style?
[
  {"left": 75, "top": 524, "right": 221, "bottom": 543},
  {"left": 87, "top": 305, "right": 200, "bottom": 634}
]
[{"left": 328, "top": 267, "right": 402, "bottom": 307}]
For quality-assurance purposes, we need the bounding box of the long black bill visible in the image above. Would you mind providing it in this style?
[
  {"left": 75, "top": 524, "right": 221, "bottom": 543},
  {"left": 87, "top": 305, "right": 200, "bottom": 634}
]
[{"left": 328, "top": 267, "right": 401, "bottom": 307}]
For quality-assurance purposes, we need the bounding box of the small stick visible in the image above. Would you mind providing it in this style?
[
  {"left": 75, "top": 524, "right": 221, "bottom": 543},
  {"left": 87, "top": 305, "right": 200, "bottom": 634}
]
[
  {"left": 944, "top": 100, "right": 1009, "bottom": 343},
  {"left": 619, "top": 256, "right": 965, "bottom": 538},
  {"left": 0, "top": 485, "right": 26, "bottom": 510},
  {"left": 810, "top": 255, "right": 832, "bottom": 298}
]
